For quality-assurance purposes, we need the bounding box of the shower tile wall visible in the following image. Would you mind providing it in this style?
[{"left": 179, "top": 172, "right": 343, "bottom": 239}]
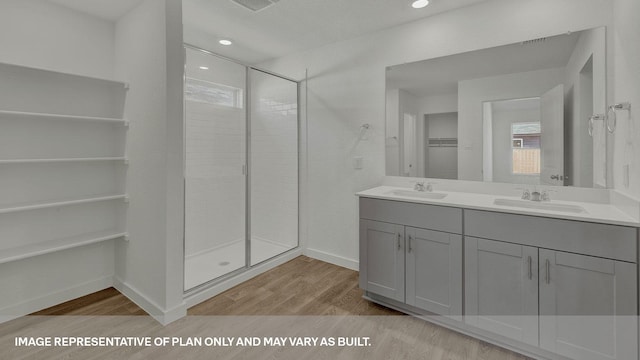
[
  {"left": 250, "top": 70, "right": 298, "bottom": 265},
  {"left": 184, "top": 48, "right": 247, "bottom": 289},
  {"left": 185, "top": 100, "right": 246, "bottom": 256}
]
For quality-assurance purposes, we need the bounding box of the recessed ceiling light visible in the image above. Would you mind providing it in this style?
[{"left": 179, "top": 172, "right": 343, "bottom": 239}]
[
  {"left": 219, "top": 39, "right": 233, "bottom": 46},
  {"left": 412, "top": 0, "right": 429, "bottom": 8},
  {"left": 199, "top": 66, "right": 209, "bottom": 70}
]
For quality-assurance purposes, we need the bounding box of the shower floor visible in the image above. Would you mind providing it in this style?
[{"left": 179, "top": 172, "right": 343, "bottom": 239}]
[{"left": 184, "top": 238, "right": 293, "bottom": 290}]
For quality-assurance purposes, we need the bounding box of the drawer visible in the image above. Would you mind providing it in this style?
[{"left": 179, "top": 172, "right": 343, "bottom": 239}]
[
  {"left": 359, "top": 197, "right": 462, "bottom": 234},
  {"left": 465, "top": 210, "right": 637, "bottom": 263}
]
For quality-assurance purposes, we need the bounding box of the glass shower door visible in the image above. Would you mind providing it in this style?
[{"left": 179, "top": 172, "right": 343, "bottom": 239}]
[
  {"left": 184, "top": 48, "right": 246, "bottom": 290},
  {"left": 249, "top": 69, "right": 299, "bottom": 265}
]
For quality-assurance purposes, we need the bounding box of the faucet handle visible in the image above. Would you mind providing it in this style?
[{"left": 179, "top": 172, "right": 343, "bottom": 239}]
[
  {"left": 541, "top": 189, "right": 557, "bottom": 202},
  {"left": 426, "top": 182, "right": 437, "bottom": 192},
  {"left": 413, "top": 180, "right": 425, "bottom": 191},
  {"left": 516, "top": 187, "right": 531, "bottom": 200}
]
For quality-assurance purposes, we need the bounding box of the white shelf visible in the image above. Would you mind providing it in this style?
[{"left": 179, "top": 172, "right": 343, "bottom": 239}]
[
  {"left": 0, "top": 194, "right": 128, "bottom": 215},
  {"left": 0, "top": 61, "right": 129, "bottom": 89},
  {"left": 0, "top": 110, "right": 127, "bottom": 125},
  {"left": 0, "top": 230, "right": 127, "bottom": 265},
  {"left": 0, "top": 157, "right": 127, "bottom": 164}
]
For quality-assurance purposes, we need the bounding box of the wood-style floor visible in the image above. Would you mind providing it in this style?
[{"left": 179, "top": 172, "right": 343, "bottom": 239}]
[
  {"left": 188, "top": 255, "right": 399, "bottom": 316},
  {"left": 17, "top": 256, "right": 529, "bottom": 360}
]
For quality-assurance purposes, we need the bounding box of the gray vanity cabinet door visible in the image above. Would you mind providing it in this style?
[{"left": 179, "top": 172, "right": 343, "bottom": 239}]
[
  {"left": 359, "top": 220, "right": 405, "bottom": 302},
  {"left": 406, "top": 227, "right": 462, "bottom": 320},
  {"left": 539, "top": 249, "right": 637, "bottom": 360},
  {"left": 465, "top": 237, "right": 539, "bottom": 346}
]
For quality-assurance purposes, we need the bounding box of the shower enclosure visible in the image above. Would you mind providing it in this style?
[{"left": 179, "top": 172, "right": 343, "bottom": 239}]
[{"left": 183, "top": 46, "right": 299, "bottom": 291}]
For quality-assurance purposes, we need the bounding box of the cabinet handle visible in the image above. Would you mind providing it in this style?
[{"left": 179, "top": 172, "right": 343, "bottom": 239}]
[
  {"left": 397, "top": 233, "right": 401, "bottom": 250},
  {"left": 545, "top": 259, "right": 550, "bottom": 284},
  {"left": 527, "top": 256, "right": 532, "bottom": 280},
  {"left": 408, "top": 235, "right": 413, "bottom": 253}
]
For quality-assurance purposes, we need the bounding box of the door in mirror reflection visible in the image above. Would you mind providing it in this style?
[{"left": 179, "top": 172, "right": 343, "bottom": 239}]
[
  {"left": 540, "top": 84, "right": 565, "bottom": 186},
  {"left": 403, "top": 113, "right": 417, "bottom": 177},
  {"left": 483, "top": 86, "right": 565, "bottom": 187}
]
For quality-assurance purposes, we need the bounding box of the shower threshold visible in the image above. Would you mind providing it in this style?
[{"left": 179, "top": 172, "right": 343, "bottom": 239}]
[{"left": 184, "top": 238, "right": 293, "bottom": 291}]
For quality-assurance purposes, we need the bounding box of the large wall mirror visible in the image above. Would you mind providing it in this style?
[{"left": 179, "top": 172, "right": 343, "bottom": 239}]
[{"left": 385, "top": 27, "right": 607, "bottom": 188}]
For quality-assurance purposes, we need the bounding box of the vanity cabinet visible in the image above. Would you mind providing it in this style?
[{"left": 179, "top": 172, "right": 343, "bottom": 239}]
[
  {"left": 465, "top": 237, "right": 539, "bottom": 346},
  {"left": 359, "top": 198, "right": 463, "bottom": 317},
  {"left": 358, "top": 195, "right": 639, "bottom": 360},
  {"left": 539, "top": 249, "right": 637, "bottom": 360},
  {"left": 406, "top": 227, "right": 462, "bottom": 318},
  {"left": 465, "top": 209, "right": 638, "bottom": 360},
  {"left": 359, "top": 220, "right": 405, "bottom": 302}
]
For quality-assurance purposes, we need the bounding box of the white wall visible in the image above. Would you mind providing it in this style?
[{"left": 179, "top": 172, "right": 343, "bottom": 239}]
[
  {"left": 458, "top": 67, "right": 565, "bottom": 181},
  {"left": 0, "top": 0, "right": 115, "bottom": 79},
  {"left": 612, "top": 0, "right": 640, "bottom": 198},
  {"left": 419, "top": 93, "right": 458, "bottom": 115},
  {"left": 260, "top": 0, "right": 615, "bottom": 268},
  {"left": 113, "top": 0, "right": 185, "bottom": 324},
  {"left": 0, "top": 0, "right": 118, "bottom": 319}
]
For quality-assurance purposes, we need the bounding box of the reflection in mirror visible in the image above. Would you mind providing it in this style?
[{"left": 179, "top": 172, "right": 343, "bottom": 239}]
[{"left": 385, "top": 27, "right": 606, "bottom": 188}]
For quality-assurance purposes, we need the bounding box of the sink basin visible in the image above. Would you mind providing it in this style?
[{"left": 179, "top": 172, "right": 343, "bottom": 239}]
[
  {"left": 387, "top": 189, "right": 448, "bottom": 200},
  {"left": 493, "top": 198, "right": 586, "bottom": 214}
]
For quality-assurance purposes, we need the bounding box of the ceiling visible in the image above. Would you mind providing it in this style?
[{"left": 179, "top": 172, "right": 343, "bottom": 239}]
[
  {"left": 47, "top": 0, "right": 145, "bottom": 21},
  {"left": 183, "top": 0, "right": 490, "bottom": 64},
  {"left": 386, "top": 31, "right": 581, "bottom": 98},
  {"left": 46, "top": 0, "right": 491, "bottom": 64}
]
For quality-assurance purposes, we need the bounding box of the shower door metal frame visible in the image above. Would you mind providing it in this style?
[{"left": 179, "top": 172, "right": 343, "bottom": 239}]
[{"left": 182, "top": 43, "right": 301, "bottom": 294}]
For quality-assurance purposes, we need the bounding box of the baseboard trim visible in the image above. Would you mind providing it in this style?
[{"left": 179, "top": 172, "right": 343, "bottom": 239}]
[
  {"left": 0, "top": 275, "right": 113, "bottom": 323},
  {"left": 304, "top": 248, "right": 359, "bottom": 271},
  {"left": 113, "top": 278, "right": 186, "bottom": 325},
  {"left": 184, "top": 248, "right": 303, "bottom": 308}
]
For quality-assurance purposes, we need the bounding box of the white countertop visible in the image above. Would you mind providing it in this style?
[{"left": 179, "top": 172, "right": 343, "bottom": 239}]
[{"left": 356, "top": 186, "right": 640, "bottom": 227}]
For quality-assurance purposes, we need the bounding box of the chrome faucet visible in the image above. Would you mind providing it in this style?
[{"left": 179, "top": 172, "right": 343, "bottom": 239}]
[
  {"left": 541, "top": 190, "right": 550, "bottom": 202},
  {"left": 414, "top": 181, "right": 425, "bottom": 192},
  {"left": 520, "top": 188, "right": 531, "bottom": 200},
  {"left": 531, "top": 190, "right": 541, "bottom": 202},
  {"left": 540, "top": 189, "right": 556, "bottom": 202},
  {"left": 426, "top": 182, "right": 435, "bottom": 192}
]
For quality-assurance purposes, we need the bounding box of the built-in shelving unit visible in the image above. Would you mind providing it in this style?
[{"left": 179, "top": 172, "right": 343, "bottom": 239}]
[
  {"left": 428, "top": 138, "right": 458, "bottom": 147},
  {"left": 0, "top": 61, "right": 129, "bottom": 264},
  {"left": 0, "top": 194, "right": 128, "bottom": 214},
  {"left": 0, "top": 110, "right": 128, "bottom": 125},
  {"left": 0, "top": 230, "right": 128, "bottom": 265},
  {"left": 0, "top": 157, "right": 128, "bottom": 164}
]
